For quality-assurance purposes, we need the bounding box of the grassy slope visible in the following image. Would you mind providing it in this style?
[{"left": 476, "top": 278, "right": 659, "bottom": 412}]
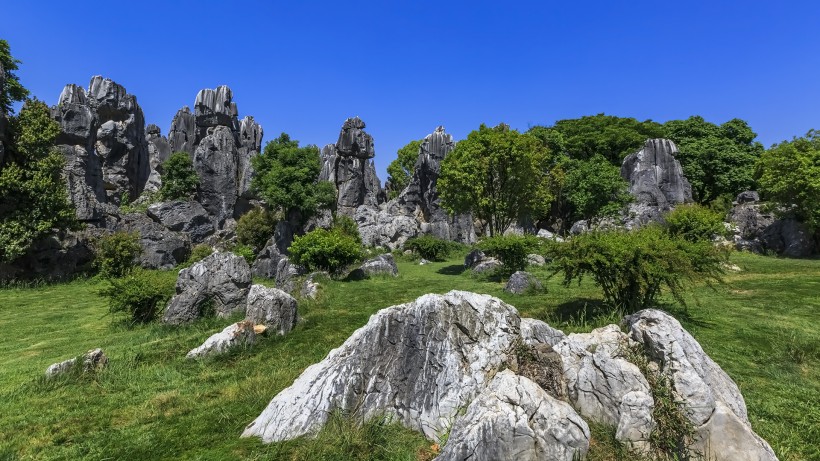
[{"left": 0, "top": 252, "right": 817, "bottom": 460}]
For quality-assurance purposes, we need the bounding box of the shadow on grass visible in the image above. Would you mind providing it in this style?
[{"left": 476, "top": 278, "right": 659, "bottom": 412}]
[
  {"left": 436, "top": 265, "right": 466, "bottom": 276},
  {"left": 551, "top": 298, "right": 613, "bottom": 324},
  {"left": 551, "top": 298, "right": 715, "bottom": 330}
]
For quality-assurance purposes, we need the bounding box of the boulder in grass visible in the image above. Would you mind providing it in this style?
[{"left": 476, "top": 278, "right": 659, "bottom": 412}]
[
  {"left": 504, "top": 271, "right": 542, "bottom": 294},
  {"left": 245, "top": 284, "right": 298, "bottom": 336},
  {"left": 45, "top": 348, "right": 108, "bottom": 378},
  {"left": 358, "top": 253, "right": 398, "bottom": 277},
  {"left": 186, "top": 320, "right": 256, "bottom": 359}
]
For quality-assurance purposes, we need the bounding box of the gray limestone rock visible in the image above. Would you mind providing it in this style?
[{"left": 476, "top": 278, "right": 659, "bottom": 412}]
[
  {"left": 167, "top": 106, "right": 197, "bottom": 155},
  {"left": 355, "top": 205, "right": 419, "bottom": 250},
  {"left": 504, "top": 271, "right": 542, "bottom": 294},
  {"left": 358, "top": 253, "right": 398, "bottom": 277},
  {"left": 162, "top": 252, "right": 252, "bottom": 324},
  {"left": 472, "top": 258, "right": 501, "bottom": 275},
  {"left": 464, "top": 249, "right": 486, "bottom": 269},
  {"left": 147, "top": 201, "right": 214, "bottom": 244},
  {"left": 735, "top": 190, "right": 759, "bottom": 204},
  {"left": 186, "top": 320, "right": 256, "bottom": 359},
  {"left": 45, "top": 348, "right": 108, "bottom": 378},
  {"left": 0, "top": 229, "right": 99, "bottom": 282},
  {"left": 245, "top": 284, "right": 298, "bottom": 335},
  {"left": 274, "top": 256, "right": 305, "bottom": 293},
  {"left": 526, "top": 253, "right": 546, "bottom": 266},
  {"left": 300, "top": 272, "right": 327, "bottom": 300},
  {"left": 251, "top": 238, "right": 285, "bottom": 279},
  {"left": 626, "top": 309, "right": 778, "bottom": 461},
  {"left": 116, "top": 213, "right": 190, "bottom": 269},
  {"left": 727, "top": 197, "right": 816, "bottom": 257},
  {"left": 194, "top": 85, "right": 238, "bottom": 134},
  {"left": 621, "top": 139, "right": 692, "bottom": 208},
  {"left": 519, "top": 318, "right": 566, "bottom": 348},
  {"left": 144, "top": 124, "right": 171, "bottom": 192},
  {"left": 194, "top": 125, "right": 239, "bottom": 227},
  {"left": 241, "top": 291, "right": 521, "bottom": 443},
  {"left": 435, "top": 370, "right": 589, "bottom": 461},
  {"left": 760, "top": 218, "right": 816, "bottom": 257}
]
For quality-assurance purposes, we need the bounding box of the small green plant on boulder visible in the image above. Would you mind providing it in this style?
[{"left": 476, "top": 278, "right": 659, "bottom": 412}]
[
  {"left": 404, "top": 235, "right": 451, "bottom": 261},
  {"left": 98, "top": 268, "right": 174, "bottom": 323},
  {"left": 94, "top": 232, "right": 142, "bottom": 279},
  {"left": 231, "top": 243, "right": 256, "bottom": 265},
  {"left": 477, "top": 234, "right": 541, "bottom": 274},
  {"left": 289, "top": 228, "right": 363, "bottom": 275},
  {"left": 332, "top": 214, "right": 362, "bottom": 244},
  {"left": 184, "top": 244, "right": 214, "bottom": 267},
  {"left": 236, "top": 207, "right": 277, "bottom": 251},
  {"left": 663, "top": 203, "right": 728, "bottom": 243},
  {"left": 159, "top": 152, "right": 199, "bottom": 200}
]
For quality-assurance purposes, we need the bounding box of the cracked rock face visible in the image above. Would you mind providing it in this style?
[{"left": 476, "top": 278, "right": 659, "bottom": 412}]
[
  {"left": 186, "top": 320, "right": 256, "bottom": 359},
  {"left": 147, "top": 200, "right": 214, "bottom": 244},
  {"left": 358, "top": 253, "right": 398, "bottom": 277},
  {"left": 435, "top": 370, "right": 589, "bottom": 461},
  {"left": 242, "top": 290, "right": 521, "bottom": 443},
  {"left": 626, "top": 309, "right": 778, "bottom": 461},
  {"left": 245, "top": 285, "right": 298, "bottom": 335},
  {"left": 116, "top": 213, "right": 190, "bottom": 269},
  {"left": 504, "top": 271, "right": 542, "bottom": 294}
]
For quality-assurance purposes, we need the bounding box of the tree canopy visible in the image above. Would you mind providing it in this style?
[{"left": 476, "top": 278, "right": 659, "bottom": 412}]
[
  {"left": 0, "top": 39, "right": 30, "bottom": 115},
  {"left": 251, "top": 133, "right": 336, "bottom": 224},
  {"left": 385, "top": 140, "right": 421, "bottom": 199},
  {"left": 438, "top": 124, "right": 554, "bottom": 236},
  {"left": 554, "top": 154, "right": 632, "bottom": 227}
]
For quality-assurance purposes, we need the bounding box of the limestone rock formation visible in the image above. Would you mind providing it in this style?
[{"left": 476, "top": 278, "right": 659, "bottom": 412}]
[
  {"left": 245, "top": 285, "right": 298, "bottom": 335},
  {"left": 242, "top": 291, "right": 521, "bottom": 442},
  {"left": 436, "top": 370, "right": 590, "bottom": 461},
  {"left": 251, "top": 238, "right": 285, "bottom": 279},
  {"left": 626, "top": 309, "right": 778, "bottom": 461},
  {"left": 186, "top": 320, "right": 256, "bottom": 359},
  {"left": 146, "top": 200, "right": 214, "bottom": 244},
  {"left": 357, "top": 253, "right": 398, "bottom": 277},
  {"left": 144, "top": 124, "right": 170, "bottom": 192},
  {"left": 162, "top": 252, "right": 252, "bottom": 324},
  {"left": 519, "top": 318, "right": 566, "bottom": 347},
  {"left": 167, "top": 106, "right": 197, "bottom": 155},
  {"left": 116, "top": 213, "right": 190, "bottom": 269},
  {"left": 504, "top": 271, "right": 542, "bottom": 294},
  {"left": 0, "top": 229, "right": 99, "bottom": 282},
  {"left": 194, "top": 125, "right": 241, "bottom": 227},
  {"left": 727, "top": 192, "right": 816, "bottom": 257},
  {"left": 354, "top": 205, "right": 419, "bottom": 250},
  {"left": 527, "top": 253, "right": 546, "bottom": 266},
  {"left": 300, "top": 272, "right": 326, "bottom": 300},
  {"left": 45, "top": 348, "right": 108, "bottom": 378}
]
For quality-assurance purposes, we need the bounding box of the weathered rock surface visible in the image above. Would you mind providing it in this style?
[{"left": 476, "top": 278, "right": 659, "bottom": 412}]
[
  {"left": 0, "top": 229, "right": 98, "bottom": 282},
  {"left": 435, "top": 370, "right": 589, "bottom": 461},
  {"left": 167, "top": 106, "right": 197, "bottom": 155},
  {"left": 186, "top": 320, "right": 256, "bottom": 359},
  {"left": 626, "top": 309, "right": 778, "bottom": 461},
  {"left": 147, "top": 201, "right": 214, "bottom": 243},
  {"left": 727, "top": 192, "right": 816, "bottom": 257},
  {"left": 242, "top": 291, "right": 521, "bottom": 443},
  {"left": 116, "top": 213, "right": 190, "bottom": 269},
  {"left": 194, "top": 125, "right": 240, "bottom": 227},
  {"left": 163, "top": 252, "right": 252, "bottom": 324},
  {"left": 245, "top": 285, "right": 298, "bottom": 335},
  {"left": 355, "top": 205, "right": 419, "bottom": 250},
  {"left": 526, "top": 253, "right": 546, "bottom": 266},
  {"left": 251, "top": 238, "right": 285, "bottom": 278},
  {"left": 519, "top": 318, "right": 566, "bottom": 347},
  {"left": 358, "top": 253, "right": 398, "bottom": 277},
  {"left": 472, "top": 258, "right": 501, "bottom": 274},
  {"left": 144, "top": 124, "right": 171, "bottom": 192},
  {"left": 464, "top": 249, "right": 485, "bottom": 269},
  {"left": 45, "top": 348, "right": 108, "bottom": 378},
  {"left": 504, "top": 271, "right": 542, "bottom": 294},
  {"left": 301, "top": 271, "right": 327, "bottom": 300}
]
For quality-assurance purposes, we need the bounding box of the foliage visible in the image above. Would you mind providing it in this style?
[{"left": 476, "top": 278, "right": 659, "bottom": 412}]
[
  {"left": 756, "top": 130, "right": 820, "bottom": 230},
  {"left": 159, "top": 152, "right": 199, "bottom": 201},
  {"left": 439, "top": 123, "right": 554, "bottom": 236},
  {"left": 530, "top": 114, "right": 665, "bottom": 164},
  {"left": 231, "top": 243, "right": 256, "bottom": 265},
  {"left": 94, "top": 232, "right": 142, "bottom": 279},
  {"left": 404, "top": 235, "right": 452, "bottom": 261},
  {"left": 553, "top": 154, "right": 631, "bottom": 227},
  {"left": 551, "top": 226, "right": 725, "bottom": 312},
  {"left": 98, "top": 268, "right": 175, "bottom": 323},
  {"left": 0, "top": 39, "right": 30, "bottom": 114},
  {"left": 185, "top": 244, "right": 214, "bottom": 267},
  {"left": 332, "top": 214, "right": 362, "bottom": 244},
  {"left": 663, "top": 116, "right": 763, "bottom": 204},
  {"left": 478, "top": 234, "right": 542, "bottom": 274},
  {"left": 663, "top": 204, "right": 727, "bottom": 243},
  {"left": 119, "top": 190, "right": 159, "bottom": 214},
  {"left": 0, "top": 99, "right": 76, "bottom": 262},
  {"left": 386, "top": 139, "right": 421, "bottom": 199},
  {"left": 251, "top": 133, "right": 336, "bottom": 224},
  {"left": 289, "top": 228, "right": 363, "bottom": 274},
  {"left": 236, "top": 208, "right": 277, "bottom": 251}
]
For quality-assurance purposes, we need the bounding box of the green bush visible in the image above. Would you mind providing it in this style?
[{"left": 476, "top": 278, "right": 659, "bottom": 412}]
[
  {"left": 160, "top": 152, "right": 199, "bottom": 200},
  {"left": 231, "top": 243, "right": 256, "bottom": 265},
  {"left": 404, "top": 235, "right": 451, "bottom": 261},
  {"left": 185, "top": 244, "right": 214, "bottom": 267},
  {"left": 477, "top": 234, "right": 541, "bottom": 274},
  {"left": 94, "top": 232, "right": 142, "bottom": 279},
  {"left": 289, "top": 228, "right": 363, "bottom": 274},
  {"left": 236, "top": 208, "right": 276, "bottom": 250},
  {"left": 551, "top": 226, "right": 725, "bottom": 313},
  {"left": 664, "top": 204, "right": 728, "bottom": 243},
  {"left": 98, "top": 268, "right": 174, "bottom": 323},
  {"left": 332, "top": 214, "right": 362, "bottom": 244}
]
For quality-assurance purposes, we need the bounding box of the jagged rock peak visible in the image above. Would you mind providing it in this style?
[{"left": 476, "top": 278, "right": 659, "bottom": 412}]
[
  {"left": 168, "top": 106, "right": 197, "bottom": 154},
  {"left": 195, "top": 85, "right": 238, "bottom": 118},
  {"left": 57, "top": 84, "right": 87, "bottom": 106},
  {"left": 239, "top": 115, "right": 263, "bottom": 152},
  {"left": 336, "top": 116, "right": 375, "bottom": 159},
  {"left": 87, "top": 75, "right": 139, "bottom": 115},
  {"left": 621, "top": 138, "right": 692, "bottom": 208},
  {"left": 146, "top": 124, "right": 161, "bottom": 135}
]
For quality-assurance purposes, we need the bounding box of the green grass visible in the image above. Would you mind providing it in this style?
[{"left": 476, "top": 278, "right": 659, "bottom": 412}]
[{"left": 0, "top": 252, "right": 818, "bottom": 460}]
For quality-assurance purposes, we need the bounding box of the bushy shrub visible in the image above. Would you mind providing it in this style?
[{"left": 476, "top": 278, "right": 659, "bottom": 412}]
[
  {"left": 404, "top": 235, "right": 451, "bottom": 261},
  {"left": 664, "top": 204, "right": 728, "bottom": 243},
  {"left": 551, "top": 226, "right": 725, "bottom": 313},
  {"left": 98, "top": 268, "right": 174, "bottom": 323},
  {"left": 231, "top": 243, "right": 256, "bottom": 265},
  {"left": 478, "top": 234, "right": 542, "bottom": 274},
  {"left": 160, "top": 152, "right": 199, "bottom": 200},
  {"left": 332, "top": 214, "right": 362, "bottom": 244},
  {"left": 289, "top": 228, "right": 363, "bottom": 274},
  {"left": 236, "top": 208, "right": 276, "bottom": 250},
  {"left": 185, "top": 244, "right": 213, "bottom": 267},
  {"left": 94, "top": 232, "right": 142, "bottom": 279}
]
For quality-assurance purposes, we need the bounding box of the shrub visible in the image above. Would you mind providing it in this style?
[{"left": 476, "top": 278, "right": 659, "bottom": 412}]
[
  {"left": 236, "top": 208, "right": 277, "bottom": 250},
  {"left": 404, "top": 235, "right": 451, "bottom": 261},
  {"left": 289, "top": 228, "right": 363, "bottom": 274},
  {"left": 332, "top": 214, "right": 362, "bottom": 244},
  {"left": 477, "top": 234, "right": 541, "bottom": 274},
  {"left": 231, "top": 243, "right": 256, "bottom": 265},
  {"left": 94, "top": 232, "right": 142, "bottom": 279},
  {"left": 98, "top": 268, "right": 174, "bottom": 323},
  {"left": 664, "top": 204, "right": 728, "bottom": 243},
  {"left": 185, "top": 244, "right": 214, "bottom": 267},
  {"left": 551, "top": 226, "right": 725, "bottom": 313},
  {"left": 160, "top": 152, "right": 199, "bottom": 200}
]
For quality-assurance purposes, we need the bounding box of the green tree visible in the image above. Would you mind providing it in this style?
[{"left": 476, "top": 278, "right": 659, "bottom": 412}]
[
  {"left": 0, "top": 39, "right": 30, "bottom": 114},
  {"left": 0, "top": 99, "right": 75, "bottom": 262},
  {"left": 756, "top": 130, "right": 820, "bottom": 230},
  {"left": 439, "top": 124, "right": 554, "bottom": 236},
  {"left": 159, "top": 152, "right": 199, "bottom": 200},
  {"left": 386, "top": 140, "right": 421, "bottom": 199},
  {"left": 663, "top": 116, "right": 763, "bottom": 204},
  {"left": 554, "top": 155, "right": 631, "bottom": 227},
  {"left": 252, "top": 133, "right": 336, "bottom": 224}
]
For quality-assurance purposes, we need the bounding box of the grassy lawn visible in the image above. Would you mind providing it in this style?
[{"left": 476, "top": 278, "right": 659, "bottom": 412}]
[{"left": 0, "top": 252, "right": 817, "bottom": 460}]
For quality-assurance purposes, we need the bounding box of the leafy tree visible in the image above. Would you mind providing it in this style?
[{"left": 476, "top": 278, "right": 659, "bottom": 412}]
[
  {"left": 439, "top": 124, "right": 554, "bottom": 236},
  {"left": 0, "top": 99, "right": 75, "bottom": 262},
  {"left": 93, "top": 232, "right": 142, "bottom": 279},
  {"left": 252, "top": 133, "right": 336, "bottom": 224},
  {"left": 159, "top": 152, "right": 199, "bottom": 200},
  {"left": 386, "top": 140, "right": 421, "bottom": 199},
  {"left": 756, "top": 130, "right": 820, "bottom": 230},
  {"left": 0, "top": 39, "right": 30, "bottom": 115},
  {"left": 236, "top": 207, "right": 277, "bottom": 251},
  {"left": 553, "top": 155, "right": 631, "bottom": 227},
  {"left": 663, "top": 116, "right": 763, "bottom": 204}
]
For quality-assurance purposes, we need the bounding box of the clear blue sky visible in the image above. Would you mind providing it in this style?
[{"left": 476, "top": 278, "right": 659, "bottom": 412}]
[{"left": 4, "top": 1, "right": 819, "bottom": 181}]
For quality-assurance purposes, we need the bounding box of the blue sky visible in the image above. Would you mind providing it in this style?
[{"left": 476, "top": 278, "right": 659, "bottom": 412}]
[{"left": 4, "top": 1, "right": 819, "bottom": 180}]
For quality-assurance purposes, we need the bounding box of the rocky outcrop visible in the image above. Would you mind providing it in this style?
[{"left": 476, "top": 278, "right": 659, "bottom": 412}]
[
  {"left": 357, "top": 253, "right": 398, "bottom": 277},
  {"left": 167, "top": 106, "right": 197, "bottom": 155},
  {"left": 146, "top": 201, "right": 214, "bottom": 244},
  {"left": 144, "top": 124, "right": 170, "bottom": 192},
  {"left": 162, "top": 252, "right": 252, "bottom": 324},
  {"left": 186, "top": 320, "right": 256, "bottom": 359},
  {"left": 626, "top": 309, "right": 778, "bottom": 461},
  {"left": 354, "top": 205, "right": 419, "bottom": 250},
  {"left": 45, "top": 348, "right": 108, "bottom": 378},
  {"left": 436, "top": 370, "right": 589, "bottom": 461},
  {"left": 242, "top": 291, "right": 521, "bottom": 443},
  {"left": 504, "top": 271, "right": 542, "bottom": 294},
  {"left": 245, "top": 285, "right": 298, "bottom": 335},
  {"left": 464, "top": 250, "right": 501, "bottom": 274},
  {"left": 116, "top": 213, "right": 190, "bottom": 269},
  {"left": 727, "top": 192, "right": 816, "bottom": 257},
  {"left": 194, "top": 125, "right": 241, "bottom": 227},
  {"left": 300, "top": 271, "right": 326, "bottom": 300},
  {"left": 0, "top": 229, "right": 99, "bottom": 282}
]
